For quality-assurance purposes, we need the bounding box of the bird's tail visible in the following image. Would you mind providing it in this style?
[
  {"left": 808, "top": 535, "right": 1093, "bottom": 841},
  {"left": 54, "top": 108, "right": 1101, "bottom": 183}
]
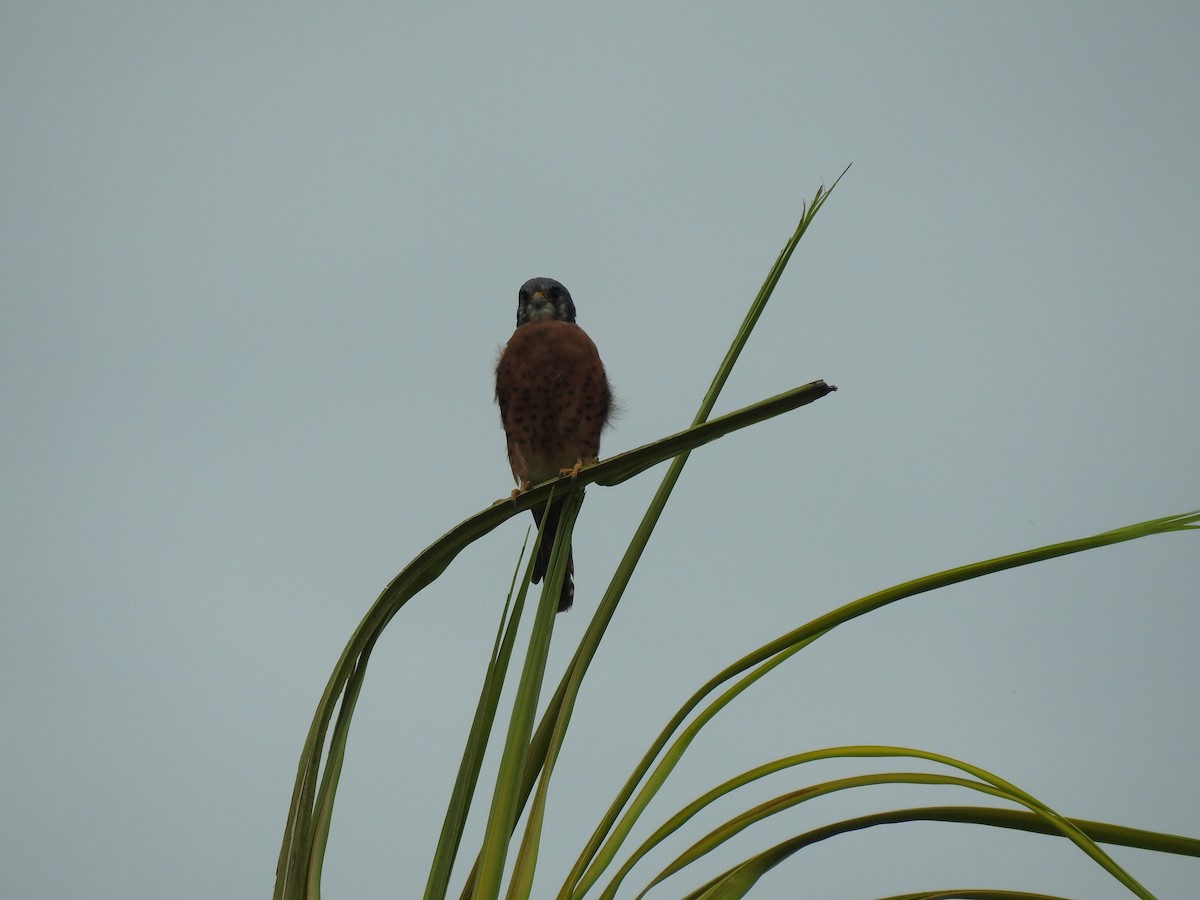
[{"left": 531, "top": 500, "right": 575, "bottom": 612}]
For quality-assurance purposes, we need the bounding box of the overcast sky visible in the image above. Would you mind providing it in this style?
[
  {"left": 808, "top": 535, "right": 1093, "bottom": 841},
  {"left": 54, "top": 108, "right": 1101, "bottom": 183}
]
[{"left": 3, "top": 3, "right": 1198, "bottom": 898}]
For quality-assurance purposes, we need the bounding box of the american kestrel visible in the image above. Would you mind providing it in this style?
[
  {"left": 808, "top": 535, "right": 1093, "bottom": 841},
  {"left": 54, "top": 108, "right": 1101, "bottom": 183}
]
[{"left": 495, "top": 277, "right": 611, "bottom": 611}]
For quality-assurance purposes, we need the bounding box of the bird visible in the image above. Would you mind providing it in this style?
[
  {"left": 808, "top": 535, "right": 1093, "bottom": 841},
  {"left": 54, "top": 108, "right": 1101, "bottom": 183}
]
[{"left": 495, "top": 277, "right": 611, "bottom": 611}]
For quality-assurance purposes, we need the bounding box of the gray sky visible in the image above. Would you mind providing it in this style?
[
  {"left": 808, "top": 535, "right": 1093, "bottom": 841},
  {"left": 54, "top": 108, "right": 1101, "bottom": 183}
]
[{"left": 3, "top": 3, "right": 1198, "bottom": 898}]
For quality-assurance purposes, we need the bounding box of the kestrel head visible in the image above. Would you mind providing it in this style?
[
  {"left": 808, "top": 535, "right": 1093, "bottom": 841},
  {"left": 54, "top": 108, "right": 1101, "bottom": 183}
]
[{"left": 516, "top": 277, "right": 576, "bottom": 326}]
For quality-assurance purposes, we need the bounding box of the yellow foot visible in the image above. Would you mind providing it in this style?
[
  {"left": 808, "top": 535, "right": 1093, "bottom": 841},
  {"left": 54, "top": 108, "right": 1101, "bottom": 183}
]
[{"left": 559, "top": 457, "right": 599, "bottom": 480}]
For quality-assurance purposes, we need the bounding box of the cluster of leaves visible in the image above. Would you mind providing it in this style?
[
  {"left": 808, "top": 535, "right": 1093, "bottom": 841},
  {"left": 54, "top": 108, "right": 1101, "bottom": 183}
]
[{"left": 275, "top": 175, "right": 1199, "bottom": 899}]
